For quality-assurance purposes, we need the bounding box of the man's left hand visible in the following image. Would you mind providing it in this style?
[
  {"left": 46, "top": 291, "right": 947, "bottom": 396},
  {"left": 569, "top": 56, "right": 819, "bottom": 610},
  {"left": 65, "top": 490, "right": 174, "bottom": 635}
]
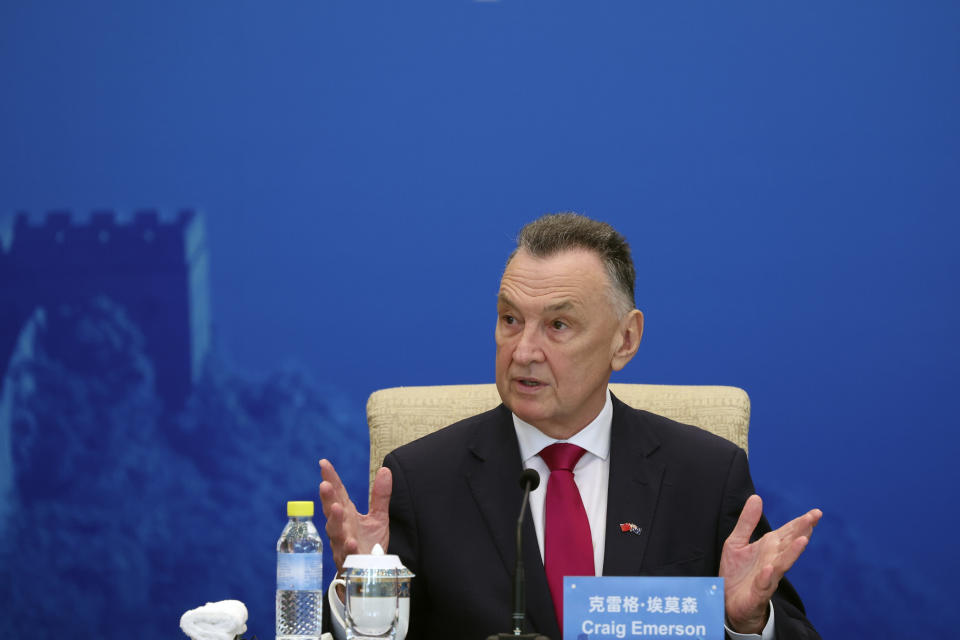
[{"left": 719, "top": 495, "right": 822, "bottom": 634}]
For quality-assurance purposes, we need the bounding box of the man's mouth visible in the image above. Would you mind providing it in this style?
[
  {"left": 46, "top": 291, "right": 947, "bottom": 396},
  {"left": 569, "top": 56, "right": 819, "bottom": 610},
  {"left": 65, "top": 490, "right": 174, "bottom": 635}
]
[{"left": 517, "top": 378, "right": 545, "bottom": 388}]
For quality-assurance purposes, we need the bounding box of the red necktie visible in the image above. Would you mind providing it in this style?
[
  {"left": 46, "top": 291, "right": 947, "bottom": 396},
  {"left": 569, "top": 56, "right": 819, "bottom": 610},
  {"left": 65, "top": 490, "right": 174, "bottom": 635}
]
[{"left": 540, "top": 443, "right": 595, "bottom": 632}]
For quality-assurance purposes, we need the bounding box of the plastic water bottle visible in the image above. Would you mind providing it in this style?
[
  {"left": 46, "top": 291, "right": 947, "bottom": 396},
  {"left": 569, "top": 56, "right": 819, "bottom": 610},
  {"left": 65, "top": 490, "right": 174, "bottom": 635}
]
[{"left": 276, "top": 500, "right": 323, "bottom": 640}]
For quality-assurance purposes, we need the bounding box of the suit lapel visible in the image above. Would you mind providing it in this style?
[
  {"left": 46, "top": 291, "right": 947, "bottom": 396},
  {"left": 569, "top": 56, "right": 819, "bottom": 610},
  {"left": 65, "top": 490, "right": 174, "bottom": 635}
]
[
  {"left": 603, "top": 395, "right": 665, "bottom": 577},
  {"left": 464, "top": 406, "right": 559, "bottom": 639}
]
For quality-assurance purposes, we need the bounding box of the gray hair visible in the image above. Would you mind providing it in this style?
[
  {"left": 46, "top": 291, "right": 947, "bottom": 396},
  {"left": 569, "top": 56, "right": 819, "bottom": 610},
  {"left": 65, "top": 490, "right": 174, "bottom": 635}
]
[{"left": 508, "top": 212, "right": 636, "bottom": 317}]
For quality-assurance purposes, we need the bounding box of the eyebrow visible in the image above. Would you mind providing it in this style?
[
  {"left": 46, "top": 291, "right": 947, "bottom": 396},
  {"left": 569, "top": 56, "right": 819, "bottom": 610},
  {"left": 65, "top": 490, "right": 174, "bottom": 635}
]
[
  {"left": 497, "top": 293, "right": 575, "bottom": 313},
  {"left": 544, "top": 300, "right": 574, "bottom": 312}
]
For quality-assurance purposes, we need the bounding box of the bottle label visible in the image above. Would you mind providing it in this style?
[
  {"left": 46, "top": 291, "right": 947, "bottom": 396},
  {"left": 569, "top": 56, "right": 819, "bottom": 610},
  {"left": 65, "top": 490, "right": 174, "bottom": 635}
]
[{"left": 277, "top": 552, "right": 323, "bottom": 590}]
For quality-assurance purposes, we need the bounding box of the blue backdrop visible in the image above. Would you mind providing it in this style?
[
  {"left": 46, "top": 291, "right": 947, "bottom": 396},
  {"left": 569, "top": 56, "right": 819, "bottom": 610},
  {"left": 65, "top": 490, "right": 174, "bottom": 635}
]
[{"left": 1, "top": 1, "right": 957, "bottom": 637}]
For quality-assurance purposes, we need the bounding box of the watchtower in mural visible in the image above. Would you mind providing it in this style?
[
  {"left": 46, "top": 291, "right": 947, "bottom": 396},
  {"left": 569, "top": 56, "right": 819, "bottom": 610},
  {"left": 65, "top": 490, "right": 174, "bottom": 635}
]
[{"left": 0, "top": 209, "right": 211, "bottom": 411}]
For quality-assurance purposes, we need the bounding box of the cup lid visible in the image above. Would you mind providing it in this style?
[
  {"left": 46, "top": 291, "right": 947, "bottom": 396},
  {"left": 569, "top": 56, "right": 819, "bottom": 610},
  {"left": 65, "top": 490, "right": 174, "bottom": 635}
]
[{"left": 342, "top": 543, "right": 405, "bottom": 571}]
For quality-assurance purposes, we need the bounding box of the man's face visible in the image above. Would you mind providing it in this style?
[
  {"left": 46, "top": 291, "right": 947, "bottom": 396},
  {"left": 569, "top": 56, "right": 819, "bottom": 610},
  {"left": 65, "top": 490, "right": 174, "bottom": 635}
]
[{"left": 495, "top": 248, "right": 632, "bottom": 439}]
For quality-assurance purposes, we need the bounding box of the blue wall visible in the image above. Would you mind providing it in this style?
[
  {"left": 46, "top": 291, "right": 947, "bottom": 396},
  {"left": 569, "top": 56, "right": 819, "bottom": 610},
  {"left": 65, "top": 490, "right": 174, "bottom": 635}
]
[{"left": 1, "top": 1, "right": 957, "bottom": 637}]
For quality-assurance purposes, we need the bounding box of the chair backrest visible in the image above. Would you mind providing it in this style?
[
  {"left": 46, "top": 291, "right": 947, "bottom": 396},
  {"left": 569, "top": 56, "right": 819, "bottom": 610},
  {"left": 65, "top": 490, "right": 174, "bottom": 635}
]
[{"left": 366, "top": 383, "right": 750, "bottom": 490}]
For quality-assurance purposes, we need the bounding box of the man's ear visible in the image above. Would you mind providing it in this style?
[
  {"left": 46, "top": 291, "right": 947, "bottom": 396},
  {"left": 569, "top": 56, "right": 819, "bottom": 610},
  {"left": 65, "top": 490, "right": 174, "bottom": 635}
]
[{"left": 611, "top": 309, "right": 644, "bottom": 372}]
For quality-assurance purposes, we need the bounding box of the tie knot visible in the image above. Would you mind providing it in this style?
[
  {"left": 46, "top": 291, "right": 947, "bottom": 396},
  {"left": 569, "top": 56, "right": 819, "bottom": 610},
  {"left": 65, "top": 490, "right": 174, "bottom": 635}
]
[{"left": 539, "top": 443, "right": 587, "bottom": 472}]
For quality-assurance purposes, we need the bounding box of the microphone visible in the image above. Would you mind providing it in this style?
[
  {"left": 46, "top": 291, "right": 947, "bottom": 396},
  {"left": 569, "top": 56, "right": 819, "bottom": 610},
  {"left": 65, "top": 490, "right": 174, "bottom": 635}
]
[
  {"left": 513, "top": 469, "right": 540, "bottom": 633},
  {"left": 486, "top": 469, "right": 550, "bottom": 640}
]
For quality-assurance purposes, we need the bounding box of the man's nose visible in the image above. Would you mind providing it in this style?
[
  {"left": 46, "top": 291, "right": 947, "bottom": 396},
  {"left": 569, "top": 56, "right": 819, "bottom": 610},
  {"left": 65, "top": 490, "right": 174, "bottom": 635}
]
[{"left": 513, "top": 325, "right": 545, "bottom": 364}]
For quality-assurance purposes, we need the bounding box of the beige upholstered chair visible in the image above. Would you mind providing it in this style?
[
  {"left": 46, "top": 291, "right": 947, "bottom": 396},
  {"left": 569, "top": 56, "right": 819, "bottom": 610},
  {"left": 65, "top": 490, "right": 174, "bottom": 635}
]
[{"left": 366, "top": 383, "right": 750, "bottom": 490}]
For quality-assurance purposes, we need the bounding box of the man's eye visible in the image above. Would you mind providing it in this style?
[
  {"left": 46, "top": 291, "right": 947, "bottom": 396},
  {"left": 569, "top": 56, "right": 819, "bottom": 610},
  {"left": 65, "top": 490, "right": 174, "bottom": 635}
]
[
  {"left": 552, "top": 320, "right": 567, "bottom": 330},
  {"left": 502, "top": 315, "right": 516, "bottom": 325}
]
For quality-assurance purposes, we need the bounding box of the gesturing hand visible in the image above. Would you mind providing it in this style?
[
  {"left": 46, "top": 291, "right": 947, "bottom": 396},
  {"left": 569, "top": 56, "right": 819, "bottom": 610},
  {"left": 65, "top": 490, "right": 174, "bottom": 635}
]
[
  {"left": 318, "top": 459, "right": 393, "bottom": 573},
  {"left": 719, "top": 495, "right": 822, "bottom": 634}
]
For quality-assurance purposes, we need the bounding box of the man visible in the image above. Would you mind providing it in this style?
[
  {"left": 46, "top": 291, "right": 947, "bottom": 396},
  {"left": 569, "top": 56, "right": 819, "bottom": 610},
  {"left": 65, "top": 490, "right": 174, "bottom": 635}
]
[{"left": 320, "top": 213, "right": 821, "bottom": 639}]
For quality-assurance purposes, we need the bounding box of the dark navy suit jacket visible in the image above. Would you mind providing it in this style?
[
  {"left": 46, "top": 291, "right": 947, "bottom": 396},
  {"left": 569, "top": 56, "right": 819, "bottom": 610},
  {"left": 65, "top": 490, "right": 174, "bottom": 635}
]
[{"left": 383, "top": 394, "right": 819, "bottom": 640}]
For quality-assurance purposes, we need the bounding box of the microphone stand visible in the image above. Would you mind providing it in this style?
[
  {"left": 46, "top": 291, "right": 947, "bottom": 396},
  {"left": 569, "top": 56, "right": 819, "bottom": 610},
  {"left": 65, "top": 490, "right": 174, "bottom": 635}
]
[{"left": 487, "top": 469, "right": 550, "bottom": 640}]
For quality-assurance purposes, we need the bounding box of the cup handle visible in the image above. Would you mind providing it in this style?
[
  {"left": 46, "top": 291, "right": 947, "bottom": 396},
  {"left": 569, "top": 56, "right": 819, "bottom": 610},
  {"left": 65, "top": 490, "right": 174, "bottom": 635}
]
[{"left": 328, "top": 578, "right": 347, "bottom": 630}]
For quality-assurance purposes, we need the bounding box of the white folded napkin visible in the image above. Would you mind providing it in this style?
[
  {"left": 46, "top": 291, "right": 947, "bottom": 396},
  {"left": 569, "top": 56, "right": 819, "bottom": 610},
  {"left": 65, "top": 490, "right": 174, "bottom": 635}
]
[{"left": 179, "top": 599, "right": 248, "bottom": 640}]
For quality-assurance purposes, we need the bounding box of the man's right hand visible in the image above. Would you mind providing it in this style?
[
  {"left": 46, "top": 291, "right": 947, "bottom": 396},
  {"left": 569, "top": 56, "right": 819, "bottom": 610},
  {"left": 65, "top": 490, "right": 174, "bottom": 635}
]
[{"left": 318, "top": 459, "right": 393, "bottom": 573}]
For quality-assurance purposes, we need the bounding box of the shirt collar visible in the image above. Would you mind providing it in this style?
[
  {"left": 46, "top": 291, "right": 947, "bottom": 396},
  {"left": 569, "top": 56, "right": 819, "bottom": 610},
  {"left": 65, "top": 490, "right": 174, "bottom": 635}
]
[{"left": 513, "top": 388, "right": 613, "bottom": 464}]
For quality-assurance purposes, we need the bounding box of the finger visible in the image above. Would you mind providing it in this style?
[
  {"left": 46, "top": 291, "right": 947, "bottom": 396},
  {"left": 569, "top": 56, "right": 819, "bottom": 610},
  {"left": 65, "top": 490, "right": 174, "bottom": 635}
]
[
  {"left": 320, "top": 459, "right": 359, "bottom": 523},
  {"left": 772, "top": 535, "right": 810, "bottom": 577},
  {"left": 319, "top": 459, "right": 348, "bottom": 500},
  {"left": 727, "top": 495, "right": 763, "bottom": 547},
  {"left": 369, "top": 467, "right": 393, "bottom": 519},
  {"left": 318, "top": 477, "right": 349, "bottom": 520},
  {"left": 343, "top": 536, "right": 359, "bottom": 556},
  {"left": 334, "top": 535, "right": 360, "bottom": 573},
  {"left": 773, "top": 508, "right": 823, "bottom": 543},
  {"left": 325, "top": 502, "right": 350, "bottom": 542}
]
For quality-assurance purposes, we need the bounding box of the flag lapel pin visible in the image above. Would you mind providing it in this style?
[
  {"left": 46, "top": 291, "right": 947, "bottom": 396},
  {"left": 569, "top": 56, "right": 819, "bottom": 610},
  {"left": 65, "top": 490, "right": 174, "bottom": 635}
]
[{"left": 619, "top": 522, "right": 642, "bottom": 536}]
